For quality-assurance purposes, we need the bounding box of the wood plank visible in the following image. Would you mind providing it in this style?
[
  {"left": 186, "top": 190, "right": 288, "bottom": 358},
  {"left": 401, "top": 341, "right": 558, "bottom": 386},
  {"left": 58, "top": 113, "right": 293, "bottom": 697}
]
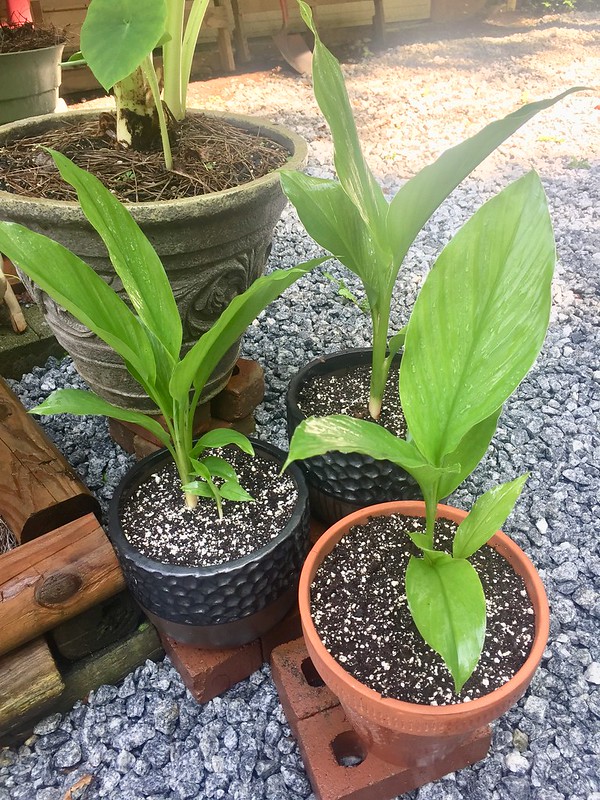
[
  {"left": 0, "top": 637, "right": 64, "bottom": 730},
  {"left": 51, "top": 590, "right": 143, "bottom": 660},
  {"left": 0, "top": 377, "right": 99, "bottom": 544},
  {"left": 0, "top": 626, "right": 162, "bottom": 746},
  {"left": 56, "top": 624, "right": 163, "bottom": 711},
  {"left": 0, "top": 513, "right": 125, "bottom": 658}
]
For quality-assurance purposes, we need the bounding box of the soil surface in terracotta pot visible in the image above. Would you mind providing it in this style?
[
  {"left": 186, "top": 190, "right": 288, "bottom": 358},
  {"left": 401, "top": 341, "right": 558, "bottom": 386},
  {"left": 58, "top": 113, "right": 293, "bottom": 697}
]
[
  {"left": 0, "top": 114, "right": 289, "bottom": 202},
  {"left": 120, "top": 447, "right": 299, "bottom": 567},
  {"left": 312, "top": 513, "right": 535, "bottom": 706},
  {"left": 297, "top": 362, "right": 407, "bottom": 436}
]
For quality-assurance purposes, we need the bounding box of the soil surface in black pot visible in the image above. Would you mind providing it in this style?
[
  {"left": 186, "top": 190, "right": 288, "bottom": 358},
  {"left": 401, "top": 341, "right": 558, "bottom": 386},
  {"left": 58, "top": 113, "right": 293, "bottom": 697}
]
[
  {"left": 297, "top": 364, "right": 407, "bottom": 437},
  {"left": 0, "top": 114, "right": 289, "bottom": 202},
  {"left": 0, "top": 23, "right": 63, "bottom": 53},
  {"left": 312, "top": 514, "right": 535, "bottom": 705},
  {"left": 120, "top": 448, "right": 298, "bottom": 568}
]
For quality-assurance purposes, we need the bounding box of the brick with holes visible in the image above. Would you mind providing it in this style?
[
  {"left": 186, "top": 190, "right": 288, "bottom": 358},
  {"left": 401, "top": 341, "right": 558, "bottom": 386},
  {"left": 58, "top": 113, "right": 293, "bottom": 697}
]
[{"left": 271, "top": 637, "right": 491, "bottom": 800}]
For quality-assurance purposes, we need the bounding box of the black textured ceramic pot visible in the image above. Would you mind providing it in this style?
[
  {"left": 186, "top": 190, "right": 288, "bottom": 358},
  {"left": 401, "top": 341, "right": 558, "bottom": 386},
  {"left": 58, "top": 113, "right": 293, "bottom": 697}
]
[
  {"left": 108, "top": 440, "right": 310, "bottom": 649},
  {"left": 286, "top": 348, "right": 421, "bottom": 525}
]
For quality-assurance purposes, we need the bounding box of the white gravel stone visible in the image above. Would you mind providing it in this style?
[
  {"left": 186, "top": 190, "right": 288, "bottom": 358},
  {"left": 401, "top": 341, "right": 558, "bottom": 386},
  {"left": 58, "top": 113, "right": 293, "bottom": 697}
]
[{"left": 584, "top": 663, "right": 600, "bottom": 685}]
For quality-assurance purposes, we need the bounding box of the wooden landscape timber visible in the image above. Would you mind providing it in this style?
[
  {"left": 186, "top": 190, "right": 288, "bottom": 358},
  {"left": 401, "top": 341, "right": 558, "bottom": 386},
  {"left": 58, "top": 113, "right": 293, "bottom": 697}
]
[
  {"left": 0, "top": 512, "right": 125, "bottom": 658},
  {"left": 0, "top": 625, "right": 163, "bottom": 745},
  {"left": 0, "top": 386, "right": 161, "bottom": 743},
  {"left": 0, "top": 638, "right": 65, "bottom": 732},
  {"left": 0, "top": 377, "right": 99, "bottom": 543}
]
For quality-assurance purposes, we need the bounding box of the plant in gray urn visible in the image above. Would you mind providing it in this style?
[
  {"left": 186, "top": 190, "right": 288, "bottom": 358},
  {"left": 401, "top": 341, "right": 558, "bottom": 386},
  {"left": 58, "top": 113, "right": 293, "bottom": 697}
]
[
  {"left": 0, "top": 0, "right": 307, "bottom": 413},
  {"left": 0, "top": 151, "right": 324, "bottom": 648}
]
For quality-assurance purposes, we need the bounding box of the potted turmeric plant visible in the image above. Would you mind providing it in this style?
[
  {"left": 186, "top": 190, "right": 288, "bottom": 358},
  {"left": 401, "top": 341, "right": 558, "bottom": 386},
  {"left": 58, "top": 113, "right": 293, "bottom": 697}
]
[
  {"left": 0, "top": 0, "right": 307, "bottom": 413},
  {"left": 282, "top": 1, "right": 580, "bottom": 523},
  {"left": 284, "top": 170, "right": 553, "bottom": 787},
  {"left": 0, "top": 151, "right": 325, "bottom": 648}
]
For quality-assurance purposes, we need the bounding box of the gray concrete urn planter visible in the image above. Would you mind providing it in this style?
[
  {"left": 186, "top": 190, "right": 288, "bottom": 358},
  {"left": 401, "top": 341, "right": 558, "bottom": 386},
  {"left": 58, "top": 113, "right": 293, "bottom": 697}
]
[
  {"left": 0, "top": 43, "right": 64, "bottom": 125},
  {"left": 0, "top": 109, "right": 307, "bottom": 412}
]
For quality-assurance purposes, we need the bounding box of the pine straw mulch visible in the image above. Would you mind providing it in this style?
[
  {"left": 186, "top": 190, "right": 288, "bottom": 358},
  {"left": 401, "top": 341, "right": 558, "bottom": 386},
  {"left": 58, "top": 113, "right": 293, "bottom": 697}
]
[
  {"left": 0, "top": 113, "right": 290, "bottom": 202},
  {"left": 0, "top": 23, "right": 64, "bottom": 54}
]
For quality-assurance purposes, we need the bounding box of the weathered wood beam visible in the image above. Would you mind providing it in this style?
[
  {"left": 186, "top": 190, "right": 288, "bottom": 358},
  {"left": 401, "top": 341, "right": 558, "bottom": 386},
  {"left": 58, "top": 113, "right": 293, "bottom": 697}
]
[
  {"left": 0, "top": 377, "right": 100, "bottom": 544},
  {"left": 0, "top": 513, "right": 125, "bottom": 658},
  {"left": 0, "top": 637, "right": 64, "bottom": 731}
]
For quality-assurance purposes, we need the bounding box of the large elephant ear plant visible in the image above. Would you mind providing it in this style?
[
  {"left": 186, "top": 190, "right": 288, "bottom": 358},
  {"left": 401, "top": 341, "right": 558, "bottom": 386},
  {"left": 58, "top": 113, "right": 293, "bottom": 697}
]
[
  {"left": 281, "top": 0, "right": 580, "bottom": 420},
  {"left": 285, "top": 170, "right": 556, "bottom": 693},
  {"left": 0, "top": 150, "right": 323, "bottom": 514},
  {"left": 77, "top": 0, "right": 212, "bottom": 167}
]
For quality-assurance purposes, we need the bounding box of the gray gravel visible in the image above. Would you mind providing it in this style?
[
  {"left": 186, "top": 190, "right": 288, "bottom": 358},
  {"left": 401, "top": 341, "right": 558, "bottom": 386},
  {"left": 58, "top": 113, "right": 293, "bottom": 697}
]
[{"left": 2, "top": 10, "right": 599, "bottom": 800}]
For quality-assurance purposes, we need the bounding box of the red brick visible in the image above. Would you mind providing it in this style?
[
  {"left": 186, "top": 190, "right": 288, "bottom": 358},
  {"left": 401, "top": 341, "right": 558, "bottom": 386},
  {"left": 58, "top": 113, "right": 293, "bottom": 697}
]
[
  {"left": 108, "top": 418, "right": 136, "bottom": 453},
  {"left": 272, "top": 638, "right": 492, "bottom": 800},
  {"left": 310, "top": 518, "right": 327, "bottom": 544},
  {"left": 132, "top": 434, "right": 161, "bottom": 460},
  {"left": 210, "top": 414, "right": 256, "bottom": 436},
  {"left": 260, "top": 603, "right": 303, "bottom": 662},
  {"left": 296, "top": 704, "right": 491, "bottom": 800},
  {"left": 211, "top": 359, "right": 264, "bottom": 421},
  {"left": 271, "top": 638, "right": 339, "bottom": 738},
  {"left": 161, "top": 635, "right": 262, "bottom": 704}
]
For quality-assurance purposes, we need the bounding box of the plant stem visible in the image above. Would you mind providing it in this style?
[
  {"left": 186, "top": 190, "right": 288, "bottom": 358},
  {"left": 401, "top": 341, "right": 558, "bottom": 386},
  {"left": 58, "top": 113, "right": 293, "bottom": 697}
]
[
  {"left": 423, "top": 483, "right": 439, "bottom": 550},
  {"left": 181, "top": 0, "right": 210, "bottom": 115},
  {"left": 172, "top": 399, "right": 197, "bottom": 509},
  {"left": 368, "top": 296, "right": 392, "bottom": 419},
  {"left": 141, "top": 55, "right": 173, "bottom": 171},
  {"left": 113, "top": 68, "right": 159, "bottom": 150},
  {"left": 163, "top": 0, "right": 185, "bottom": 119}
]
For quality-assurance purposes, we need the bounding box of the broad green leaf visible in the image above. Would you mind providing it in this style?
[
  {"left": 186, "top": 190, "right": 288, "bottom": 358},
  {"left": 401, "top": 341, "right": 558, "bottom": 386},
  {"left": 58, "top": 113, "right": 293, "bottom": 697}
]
[
  {"left": 190, "top": 457, "right": 207, "bottom": 474},
  {"left": 387, "top": 87, "right": 584, "bottom": 265},
  {"left": 407, "top": 530, "right": 429, "bottom": 550},
  {"left": 181, "top": 480, "right": 214, "bottom": 498},
  {"left": 192, "top": 429, "right": 255, "bottom": 457},
  {"left": 298, "top": 1, "right": 388, "bottom": 244},
  {"left": 49, "top": 150, "right": 182, "bottom": 362},
  {"left": 201, "top": 456, "right": 238, "bottom": 482},
  {"left": 386, "top": 328, "right": 406, "bottom": 361},
  {"left": 66, "top": 51, "right": 85, "bottom": 63},
  {"left": 401, "top": 172, "right": 555, "bottom": 465},
  {"left": 0, "top": 222, "right": 156, "bottom": 387},
  {"left": 192, "top": 461, "right": 212, "bottom": 481},
  {"left": 405, "top": 551, "right": 486, "bottom": 693},
  {"left": 453, "top": 474, "right": 528, "bottom": 559},
  {"left": 144, "top": 329, "right": 177, "bottom": 412},
  {"left": 279, "top": 172, "right": 380, "bottom": 291},
  {"left": 436, "top": 408, "right": 502, "bottom": 499},
  {"left": 171, "top": 261, "right": 324, "bottom": 401},
  {"left": 80, "top": 0, "right": 167, "bottom": 91},
  {"left": 219, "top": 480, "right": 254, "bottom": 503},
  {"left": 284, "top": 415, "right": 459, "bottom": 490},
  {"left": 30, "top": 388, "right": 170, "bottom": 447}
]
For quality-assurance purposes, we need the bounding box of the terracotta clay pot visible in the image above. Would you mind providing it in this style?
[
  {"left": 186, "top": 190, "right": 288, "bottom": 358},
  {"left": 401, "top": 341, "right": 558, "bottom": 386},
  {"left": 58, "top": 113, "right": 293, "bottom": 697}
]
[{"left": 298, "top": 500, "right": 550, "bottom": 769}]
